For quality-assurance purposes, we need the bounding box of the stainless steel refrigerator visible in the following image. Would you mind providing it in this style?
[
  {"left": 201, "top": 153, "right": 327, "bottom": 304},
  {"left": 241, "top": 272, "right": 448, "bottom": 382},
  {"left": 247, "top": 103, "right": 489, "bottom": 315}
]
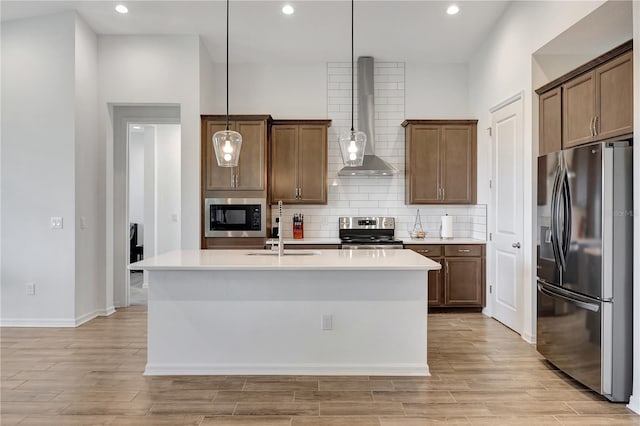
[{"left": 536, "top": 140, "right": 633, "bottom": 402}]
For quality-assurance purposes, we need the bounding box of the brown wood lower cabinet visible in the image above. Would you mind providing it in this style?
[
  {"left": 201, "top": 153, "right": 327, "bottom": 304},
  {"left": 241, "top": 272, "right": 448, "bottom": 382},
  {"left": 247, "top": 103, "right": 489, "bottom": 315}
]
[
  {"left": 444, "top": 257, "right": 483, "bottom": 306},
  {"left": 406, "top": 244, "right": 485, "bottom": 308}
]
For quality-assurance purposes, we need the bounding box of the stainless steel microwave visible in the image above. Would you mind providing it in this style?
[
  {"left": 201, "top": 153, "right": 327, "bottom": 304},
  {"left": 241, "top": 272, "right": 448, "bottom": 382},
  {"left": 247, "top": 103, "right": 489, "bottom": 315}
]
[{"left": 204, "top": 198, "right": 266, "bottom": 238}]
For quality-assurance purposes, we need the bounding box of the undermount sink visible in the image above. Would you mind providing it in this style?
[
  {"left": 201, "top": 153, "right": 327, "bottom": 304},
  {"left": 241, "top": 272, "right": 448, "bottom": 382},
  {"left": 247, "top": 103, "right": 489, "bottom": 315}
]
[{"left": 246, "top": 250, "right": 321, "bottom": 256}]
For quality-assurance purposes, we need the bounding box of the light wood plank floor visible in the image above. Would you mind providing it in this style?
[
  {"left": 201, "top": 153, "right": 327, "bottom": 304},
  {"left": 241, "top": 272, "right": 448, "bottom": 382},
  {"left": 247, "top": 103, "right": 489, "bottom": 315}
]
[{"left": 2, "top": 308, "right": 638, "bottom": 425}]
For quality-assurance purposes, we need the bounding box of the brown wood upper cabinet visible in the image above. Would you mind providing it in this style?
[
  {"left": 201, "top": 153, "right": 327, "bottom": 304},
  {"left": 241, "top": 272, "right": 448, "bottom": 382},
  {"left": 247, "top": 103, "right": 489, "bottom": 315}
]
[
  {"left": 270, "top": 120, "right": 330, "bottom": 205},
  {"left": 537, "top": 42, "right": 633, "bottom": 152},
  {"left": 402, "top": 120, "right": 477, "bottom": 205},
  {"left": 201, "top": 115, "right": 271, "bottom": 191},
  {"left": 539, "top": 87, "right": 562, "bottom": 155}
]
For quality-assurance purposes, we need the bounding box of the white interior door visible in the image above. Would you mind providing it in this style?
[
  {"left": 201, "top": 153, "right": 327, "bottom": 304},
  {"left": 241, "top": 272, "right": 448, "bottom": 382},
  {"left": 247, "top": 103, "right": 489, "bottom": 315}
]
[{"left": 490, "top": 96, "right": 524, "bottom": 333}]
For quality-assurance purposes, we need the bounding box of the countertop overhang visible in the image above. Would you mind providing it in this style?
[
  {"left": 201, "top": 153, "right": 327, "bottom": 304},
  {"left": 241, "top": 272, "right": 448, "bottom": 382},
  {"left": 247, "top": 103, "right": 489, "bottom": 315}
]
[{"left": 130, "top": 249, "right": 441, "bottom": 271}]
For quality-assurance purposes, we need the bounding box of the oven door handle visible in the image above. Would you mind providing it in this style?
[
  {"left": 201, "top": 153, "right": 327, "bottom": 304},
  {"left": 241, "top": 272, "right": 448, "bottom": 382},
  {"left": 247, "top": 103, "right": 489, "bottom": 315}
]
[{"left": 341, "top": 244, "right": 403, "bottom": 250}]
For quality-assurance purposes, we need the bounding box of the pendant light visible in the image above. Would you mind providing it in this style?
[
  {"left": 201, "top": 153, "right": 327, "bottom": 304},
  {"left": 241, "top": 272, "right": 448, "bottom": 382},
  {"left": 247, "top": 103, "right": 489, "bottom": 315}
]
[
  {"left": 212, "top": 0, "right": 242, "bottom": 167},
  {"left": 338, "top": 0, "right": 366, "bottom": 167}
]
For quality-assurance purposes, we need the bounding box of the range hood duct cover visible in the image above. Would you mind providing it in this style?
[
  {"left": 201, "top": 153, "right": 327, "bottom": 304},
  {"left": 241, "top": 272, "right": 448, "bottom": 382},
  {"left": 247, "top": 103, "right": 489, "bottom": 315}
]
[{"left": 338, "top": 56, "right": 397, "bottom": 177}]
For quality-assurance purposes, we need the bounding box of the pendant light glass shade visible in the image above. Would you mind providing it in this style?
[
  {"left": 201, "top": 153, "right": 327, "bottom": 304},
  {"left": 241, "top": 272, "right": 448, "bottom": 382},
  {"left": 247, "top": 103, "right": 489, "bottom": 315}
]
[
  {"left": 340, "top": 0, "right": 366, "bottom": 167},
  {"left": 338, "top": 129, "right": 366, "bottom": 167},
  {"left": 212, "top": 129, "right": 242, "bottom": 167},
  {"left": 213, "top": 0, "right": 242, "bottom": 168}
]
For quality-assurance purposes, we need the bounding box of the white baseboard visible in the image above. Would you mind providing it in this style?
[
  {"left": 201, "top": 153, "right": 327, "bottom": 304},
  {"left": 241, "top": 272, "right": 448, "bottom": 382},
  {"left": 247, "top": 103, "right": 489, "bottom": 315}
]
[
  {"left": 100, "top": 306, "right": 117, "bottom": 316},
  {"left": 144, "top": 363, "right": 431, "bottom": 377},
  {"left": 75, "top": 311, "right": 98, "bottom": 326},
  {"left": 521, "top": 331, "right": 536, "bottom": 344},
  {"left": 628, "top": 394, "right": 640, "bottom": 415},
  {"left": 0, "top": 318, "right": 77, "bottom": 327},
  {"left": 2, "top": 306, "right": 117, "bottom": 328}
]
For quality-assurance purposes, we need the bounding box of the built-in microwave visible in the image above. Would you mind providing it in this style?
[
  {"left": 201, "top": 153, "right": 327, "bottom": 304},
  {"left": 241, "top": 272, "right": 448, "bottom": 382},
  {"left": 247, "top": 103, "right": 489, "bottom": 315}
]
[{"left": 204, "top": 198, "right": 266, "bottom": 238}]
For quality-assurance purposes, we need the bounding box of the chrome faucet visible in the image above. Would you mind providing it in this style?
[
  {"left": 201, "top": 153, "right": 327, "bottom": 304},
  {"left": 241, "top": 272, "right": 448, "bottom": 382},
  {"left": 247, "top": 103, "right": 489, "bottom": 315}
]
[{"left": 278, "top": 200, "right": 284, "bottom": 257}]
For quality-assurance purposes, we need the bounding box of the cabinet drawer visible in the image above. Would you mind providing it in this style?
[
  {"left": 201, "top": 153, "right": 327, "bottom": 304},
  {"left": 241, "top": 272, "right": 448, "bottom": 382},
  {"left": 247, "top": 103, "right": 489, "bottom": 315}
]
[
  {"left": 444, "top": 245, "right": 482, "bottom": 257},
  {"left": 407, "top": 245, "right": 442, "bottom": 258}
]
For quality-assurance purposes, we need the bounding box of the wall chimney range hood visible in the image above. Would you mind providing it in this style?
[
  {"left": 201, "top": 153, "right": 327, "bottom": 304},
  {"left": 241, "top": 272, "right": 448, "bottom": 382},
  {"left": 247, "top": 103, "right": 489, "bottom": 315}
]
[{"left": 338, "top": 56, "right": 397, "bottom": 177}]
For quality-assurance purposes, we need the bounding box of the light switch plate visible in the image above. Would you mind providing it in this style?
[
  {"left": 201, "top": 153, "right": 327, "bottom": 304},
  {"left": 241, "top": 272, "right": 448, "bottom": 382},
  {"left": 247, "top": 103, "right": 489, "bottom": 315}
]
[{"left": 321, "top": 314, "right": 333, "bottom": 331}]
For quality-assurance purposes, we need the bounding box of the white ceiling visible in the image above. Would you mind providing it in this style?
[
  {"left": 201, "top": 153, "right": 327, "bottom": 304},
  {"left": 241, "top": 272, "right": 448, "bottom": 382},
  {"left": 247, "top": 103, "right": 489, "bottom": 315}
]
[{"left": 1, "top": 1, "right": 511, "bottom": 63}]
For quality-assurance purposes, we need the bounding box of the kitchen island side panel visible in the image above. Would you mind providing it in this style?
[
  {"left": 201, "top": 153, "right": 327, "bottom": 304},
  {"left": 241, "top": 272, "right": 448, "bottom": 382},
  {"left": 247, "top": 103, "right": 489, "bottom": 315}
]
[{"left": 145, "top": 269, "right": 428, "bottom": 376}]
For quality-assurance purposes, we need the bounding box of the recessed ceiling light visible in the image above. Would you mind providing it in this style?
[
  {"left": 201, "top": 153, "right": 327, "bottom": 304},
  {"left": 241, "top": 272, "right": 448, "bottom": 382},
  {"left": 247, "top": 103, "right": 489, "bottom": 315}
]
[
  {"left": 132, "top": 125, "right": 142, "bottom": 130},
  {"left": 115, "top": 4, "right": 128, "bottom": 14},
  {"left": 446, "top": 4, "right": 459, "bottom": 15},
  {"left": 282, "top": 4, "right": 294, "bottom": 15}
]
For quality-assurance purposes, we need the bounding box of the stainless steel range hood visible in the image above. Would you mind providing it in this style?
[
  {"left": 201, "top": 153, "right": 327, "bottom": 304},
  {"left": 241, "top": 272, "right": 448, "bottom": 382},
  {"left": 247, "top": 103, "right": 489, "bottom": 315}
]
[{"left": 338, "top": 56, "right": 397, "bottom": 177}]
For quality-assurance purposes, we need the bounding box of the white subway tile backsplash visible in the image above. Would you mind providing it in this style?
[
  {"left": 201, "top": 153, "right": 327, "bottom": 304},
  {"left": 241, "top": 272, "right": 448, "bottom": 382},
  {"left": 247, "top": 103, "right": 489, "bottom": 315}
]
[{"left": 270, "top": 61, "right": 486, "bottom": 241}]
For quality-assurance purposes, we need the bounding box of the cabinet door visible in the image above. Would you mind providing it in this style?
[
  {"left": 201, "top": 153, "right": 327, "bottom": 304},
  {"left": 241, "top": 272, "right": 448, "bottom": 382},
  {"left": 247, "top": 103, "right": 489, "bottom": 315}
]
[
  {"left": 563, "top": 71, "right": 596, "bottom": 148},
  {"left": 235, "top": 120, "right": 266, "bottom": 190},
  {"left": 441, "top": 125, "right": 476, "bottom": 204},
  {"left": 298, "top": 125, "right": 327, "bottom": 204},
  {"left": 270, "top": 125, "right": 298, "bottom": 202},
  {"left": 406, "top": 126, "right": 440, "bottom": 204},
  {"left": 596, "top": 51, "right": 633, "bottom": 140},
  {"left": 539, "top": 87, "right": 562, "bottom": 155},
  {"left": 428, "top": 259, "right": 443, "bottom": 306},
  {"left": 205, "top": 120, "right": 237, "bottom": 190},
  {"left": 444, "top": 257, "right": 483, "bottom": 306}
]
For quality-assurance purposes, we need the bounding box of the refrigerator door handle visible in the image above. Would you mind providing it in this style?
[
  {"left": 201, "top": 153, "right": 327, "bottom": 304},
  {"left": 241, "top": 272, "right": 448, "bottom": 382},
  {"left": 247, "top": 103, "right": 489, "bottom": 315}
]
[
  {"left": 537, "top": 280, "right": 600, "bottom": 312},
  {"left": 561, "top": 168, "right": 572, "bottom": 263},
  {"left": 552, "top": 164, "right": 566, "bottom": 270},
  {"left": 549, "top": 164, "right": 562, "bottom": 268}
]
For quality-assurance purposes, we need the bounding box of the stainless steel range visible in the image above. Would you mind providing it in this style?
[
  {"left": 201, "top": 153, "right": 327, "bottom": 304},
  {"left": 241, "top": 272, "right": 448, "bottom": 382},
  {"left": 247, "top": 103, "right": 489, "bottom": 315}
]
[{"left": 339, "top": 217, "right": 404, "bottom": 249}]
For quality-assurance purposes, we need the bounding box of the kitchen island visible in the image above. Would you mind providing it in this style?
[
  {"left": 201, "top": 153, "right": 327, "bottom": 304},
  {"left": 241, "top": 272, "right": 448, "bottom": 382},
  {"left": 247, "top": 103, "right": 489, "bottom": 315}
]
[{"left": 131, "top": 249, "right": 440, "bottom": 376}]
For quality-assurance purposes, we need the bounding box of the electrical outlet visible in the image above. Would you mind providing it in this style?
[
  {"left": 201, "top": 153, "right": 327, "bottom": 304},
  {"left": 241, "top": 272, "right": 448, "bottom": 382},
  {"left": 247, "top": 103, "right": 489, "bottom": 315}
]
[
  {"left": 25, "top": 282, "right": 36, "bottom": 296},
  {"left": 50, "top": 217, "right": 63, "bottom": 229},
  {"left": 80, "top": 216, "right": 88, "bottom": 229},
  {"left": 321, "top": 314, "right": 333, "bottom": 331}
]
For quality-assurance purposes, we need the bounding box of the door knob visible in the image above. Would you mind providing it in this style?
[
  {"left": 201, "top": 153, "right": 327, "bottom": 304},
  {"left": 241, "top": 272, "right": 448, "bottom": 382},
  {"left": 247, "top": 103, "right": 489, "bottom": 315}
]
[{"left": 512, "top": 242, "right": 521, "bottom": 249}]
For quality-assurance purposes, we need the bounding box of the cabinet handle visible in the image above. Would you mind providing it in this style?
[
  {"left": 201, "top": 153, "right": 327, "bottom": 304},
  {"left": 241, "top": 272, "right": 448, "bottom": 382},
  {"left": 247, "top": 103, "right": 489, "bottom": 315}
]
[
  {"left": 594, "top": 116, "right": 598, "bottom": 136},
  {"left": 590, "top": 117, "right": 595, "bottom": 136},
  {"left": 418, "top": 249, "right": 430, "bottom": 253},
  {"left": 298, "top": 188, "right": 302, "bottom": 199},
  {"left": 445, "top": 260, "right": 449, "bottom": 276},
  {"left": 458, "top": 249, "right": 471, "bottom": 253},
  {"left": 442, "top": 188, "right": 445, "bottom": 200}
]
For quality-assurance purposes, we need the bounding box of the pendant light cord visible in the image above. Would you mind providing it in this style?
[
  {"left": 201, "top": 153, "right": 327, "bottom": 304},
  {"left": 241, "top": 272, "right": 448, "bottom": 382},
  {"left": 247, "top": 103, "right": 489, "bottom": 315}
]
[
  {"left": 350, "top": 0, "right": 354, "bottom": 132},
  {"left": 225, "top": 0, "right": 230, "bottom": 131}
]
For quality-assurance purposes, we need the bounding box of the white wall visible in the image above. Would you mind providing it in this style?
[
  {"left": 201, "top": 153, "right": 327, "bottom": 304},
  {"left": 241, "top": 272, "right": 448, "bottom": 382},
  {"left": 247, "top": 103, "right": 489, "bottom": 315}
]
[
  {"left": 406, "top": 63, "right": 468, "bottom": 118},
  {"left": 1, "top": 12, "right": 78, "bottom": 325},
  {"left": 210, "top": 63, "right": 327, "bottom": 118},
  {"left": 155, "top": 124, "right": 181, "bottom": 255},
  {"left": 199, "top": 39, "right": 217, "bottom": 114},
  {"left": 98, "top": 35, "right": 201, "bottom": 251},
  {"left": 74, "top": 14, "right": 101, "bottom": 323},
  {"left": 143, "top": 127, "right": 156, "bottom": 259},
  {"left": 128, "top": 132, "right": 145, "bottom": 226}
]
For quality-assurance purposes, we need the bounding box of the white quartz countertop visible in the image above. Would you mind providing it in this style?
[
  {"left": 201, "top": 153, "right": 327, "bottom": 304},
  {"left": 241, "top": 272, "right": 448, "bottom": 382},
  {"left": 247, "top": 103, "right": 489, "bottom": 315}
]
[
  {"left": 129, "top": 249, "right": 441, "bottom": 271},
  {"left": 265, "top": 237, "right": 485, "bottom": 245}
]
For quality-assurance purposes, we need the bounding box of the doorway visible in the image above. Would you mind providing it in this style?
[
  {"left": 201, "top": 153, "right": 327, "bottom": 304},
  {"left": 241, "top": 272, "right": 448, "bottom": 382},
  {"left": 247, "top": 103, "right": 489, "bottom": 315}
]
[
  {"left": 489, "top": 93, "right": 524, "bottom": 334},
  {"left": 127, "top": 123, "right": 181, "bottom": 305},
  {"left": 112, "top": 105, "right": 181, "bottom": 308}
]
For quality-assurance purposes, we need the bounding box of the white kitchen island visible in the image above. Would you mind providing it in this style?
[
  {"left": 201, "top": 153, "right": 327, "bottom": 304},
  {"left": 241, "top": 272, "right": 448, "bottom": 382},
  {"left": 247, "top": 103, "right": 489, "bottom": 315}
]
[{"left": 130, "top": 249, "right": 440, "bottom": 376}]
